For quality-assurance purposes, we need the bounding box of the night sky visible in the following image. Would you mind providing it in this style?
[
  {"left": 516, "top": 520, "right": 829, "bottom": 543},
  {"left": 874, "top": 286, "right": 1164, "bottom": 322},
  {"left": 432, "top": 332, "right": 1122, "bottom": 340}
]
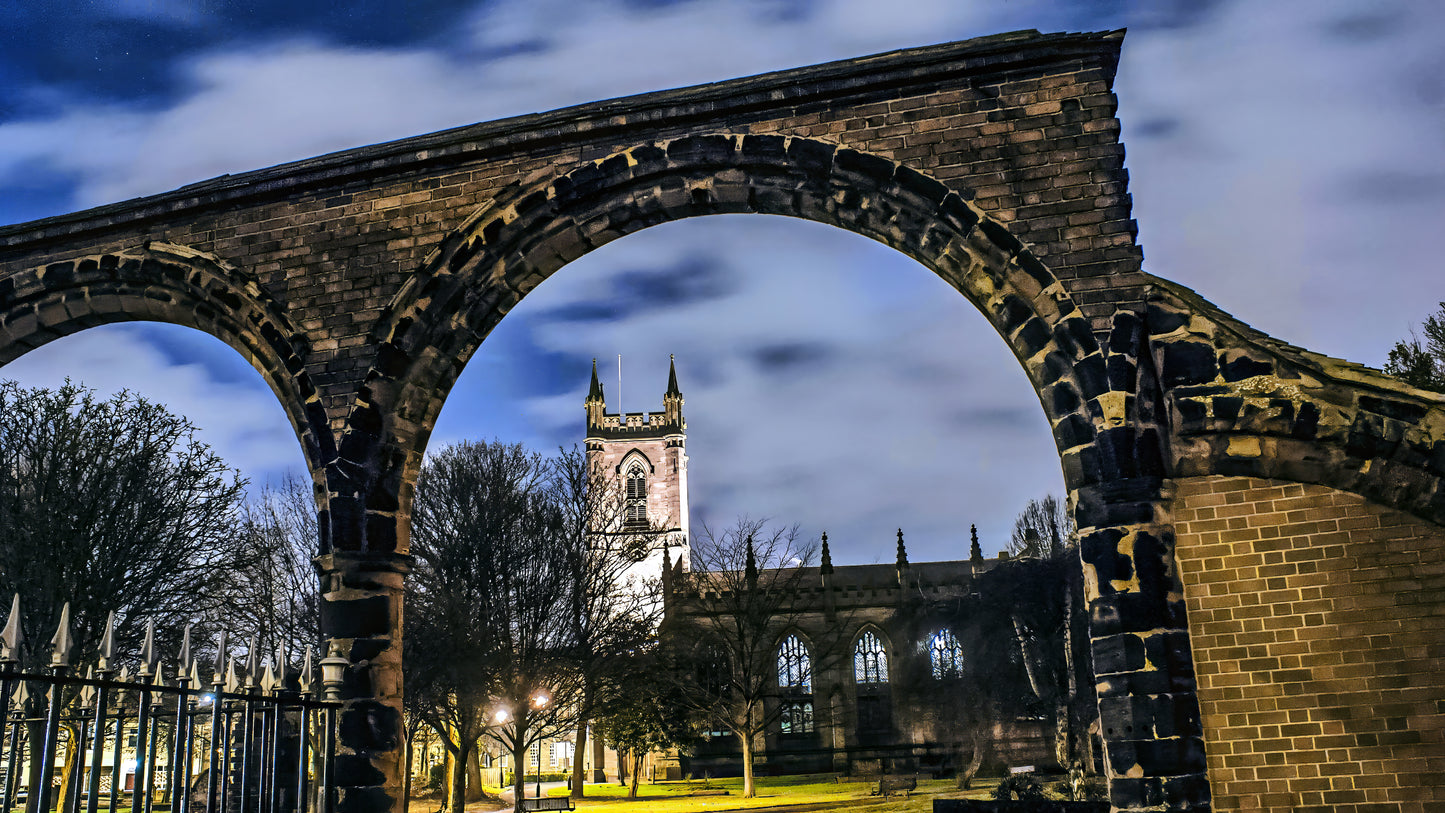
[{"left": 1, "top": 0, "right": 1441, "bottom": 563}]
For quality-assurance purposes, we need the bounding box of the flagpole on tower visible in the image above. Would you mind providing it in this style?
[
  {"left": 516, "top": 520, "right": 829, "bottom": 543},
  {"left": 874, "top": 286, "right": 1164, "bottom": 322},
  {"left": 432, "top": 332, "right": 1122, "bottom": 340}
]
[{"left": 618, "top": 354, "right": 623, "bottom": 419}]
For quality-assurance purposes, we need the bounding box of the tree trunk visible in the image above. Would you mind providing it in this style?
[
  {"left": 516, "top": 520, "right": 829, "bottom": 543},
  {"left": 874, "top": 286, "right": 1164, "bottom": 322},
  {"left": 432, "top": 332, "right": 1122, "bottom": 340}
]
[
  {"left": 466, "top": 749, "right": 482, "bottom": 801},
  {"left": 1011, "top": 614, "right": 1044, "bottom": 700},
  {"left": 25, "top": 718, "right": 44, "bottom": 813},
  {"left": 511, "top": 739, "right": 528, "bottom": 813},
  {"left": 55, "top": 729, "right": 78, "bottom": 813},
  {"left": 401, "top": 730, "right": 413, "bottom": 812},
  {"left": 569, "top": 718, "right": 587, "bottom": 800},
  {"left": 628, "top": 751, "right": 641, "bottom": 800},
  {"left": 449, "top": 746, "right": 469, "bottom": 813},
  {"left": 957, "top": 727, "right": 988, "bottom": 789},
  {"left": 739, "top": 731, "right": 755, "bottom": 798}
]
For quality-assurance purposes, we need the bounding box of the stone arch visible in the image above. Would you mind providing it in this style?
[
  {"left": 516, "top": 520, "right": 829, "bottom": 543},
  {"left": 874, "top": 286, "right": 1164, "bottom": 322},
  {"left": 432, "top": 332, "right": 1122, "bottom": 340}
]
[
  {"left": 616, "top": 448, "right": 654, "bottom": 475},
  {"left": 0, "top": 242, "right": 332, "bottom": 478},
  {"left": 1145, "top": 278, "right": 1445, "bottom": 525},
  {"left": 343, "top": 134, "right": 1109, "bottom": 549}
]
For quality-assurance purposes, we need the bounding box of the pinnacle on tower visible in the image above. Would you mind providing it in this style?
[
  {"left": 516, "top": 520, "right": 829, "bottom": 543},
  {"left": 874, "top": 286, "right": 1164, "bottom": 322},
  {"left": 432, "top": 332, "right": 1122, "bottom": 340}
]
[
  {"left": 666, "top": 354, "right": 682, "bottom": 398},
  {"left": 895, "top": 528, "right": 909, "bottom": 570},
  {"left": 663, "top": 354, "right": 684, "bottom": 427},
  {"left": 820, "top": 531, "right": 834, "bottom": 575},
  {"left": 969, "top": 524, "right": 983, "bottom": 566},
  {"left": 745, "top": 534, "right": 758, "bottom": 589},
  {"left": 587, "top": 357, "right": 605, "bottom": 404}
]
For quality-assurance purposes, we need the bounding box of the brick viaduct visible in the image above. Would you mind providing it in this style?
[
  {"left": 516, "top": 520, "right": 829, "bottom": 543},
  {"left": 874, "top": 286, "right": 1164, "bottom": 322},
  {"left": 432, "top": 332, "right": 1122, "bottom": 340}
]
[{"left": 0, "top": 29, "right": 1441, "bottom": 813}]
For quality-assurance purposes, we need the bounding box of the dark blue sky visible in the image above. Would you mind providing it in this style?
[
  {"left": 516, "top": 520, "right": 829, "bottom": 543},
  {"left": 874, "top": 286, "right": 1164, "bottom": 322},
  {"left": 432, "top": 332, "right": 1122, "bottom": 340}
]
[{"left": 2, "top": 0, "right": 1442, "bottom": 563}]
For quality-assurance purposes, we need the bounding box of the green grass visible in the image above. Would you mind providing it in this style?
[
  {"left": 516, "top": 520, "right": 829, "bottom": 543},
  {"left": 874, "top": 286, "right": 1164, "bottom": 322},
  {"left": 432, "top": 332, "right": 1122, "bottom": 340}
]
[{"left": 544, "top": 773, "right": 998, "bottom": 812}]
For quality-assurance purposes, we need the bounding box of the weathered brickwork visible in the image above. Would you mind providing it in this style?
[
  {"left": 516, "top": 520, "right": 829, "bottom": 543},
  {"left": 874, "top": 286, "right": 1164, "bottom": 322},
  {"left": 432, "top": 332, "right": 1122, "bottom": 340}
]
[{"left": 1173, "top": 476, "right": 1445, "bottom": 813}]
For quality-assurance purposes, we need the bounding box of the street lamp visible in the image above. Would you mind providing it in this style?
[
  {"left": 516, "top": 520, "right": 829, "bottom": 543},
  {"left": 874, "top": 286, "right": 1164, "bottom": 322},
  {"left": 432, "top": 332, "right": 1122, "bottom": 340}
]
[{"left": 531, "top": 693, "right": 549, "bottom": 801}]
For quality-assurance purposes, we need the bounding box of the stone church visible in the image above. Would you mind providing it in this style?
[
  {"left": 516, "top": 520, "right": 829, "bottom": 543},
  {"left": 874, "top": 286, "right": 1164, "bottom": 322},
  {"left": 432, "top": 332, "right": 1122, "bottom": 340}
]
[{"left": 581, "top": 358, "right": 1094, "bottom": 781}]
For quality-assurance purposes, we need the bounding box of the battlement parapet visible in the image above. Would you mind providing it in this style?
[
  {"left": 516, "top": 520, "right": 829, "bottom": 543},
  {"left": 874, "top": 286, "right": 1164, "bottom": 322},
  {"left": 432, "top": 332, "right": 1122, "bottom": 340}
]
[{"left": 586, "top": 410, "right": 685, "bottom": 440}]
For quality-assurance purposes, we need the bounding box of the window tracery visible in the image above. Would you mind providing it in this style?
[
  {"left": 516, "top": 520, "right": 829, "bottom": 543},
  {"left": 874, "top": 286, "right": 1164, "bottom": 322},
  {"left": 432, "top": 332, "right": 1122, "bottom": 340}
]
[{"left": 853, "top": 630, "right": 889, "bottom": 685}]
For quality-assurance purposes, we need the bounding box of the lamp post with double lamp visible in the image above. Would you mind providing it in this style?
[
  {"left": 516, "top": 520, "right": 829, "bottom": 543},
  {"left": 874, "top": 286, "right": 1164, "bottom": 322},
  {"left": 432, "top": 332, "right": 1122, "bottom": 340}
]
[
  {"left": 531, "top": 693, "right": 549, "bottom": 802},
  {"left": 493, "top": 690, "right": 551, "bottom": 808}
]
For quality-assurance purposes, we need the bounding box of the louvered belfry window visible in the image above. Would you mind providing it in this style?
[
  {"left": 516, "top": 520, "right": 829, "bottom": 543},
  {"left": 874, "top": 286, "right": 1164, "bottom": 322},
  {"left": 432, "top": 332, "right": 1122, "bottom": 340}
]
[{"left": 625, "top": 461, "right": 647, "bottom": 526}]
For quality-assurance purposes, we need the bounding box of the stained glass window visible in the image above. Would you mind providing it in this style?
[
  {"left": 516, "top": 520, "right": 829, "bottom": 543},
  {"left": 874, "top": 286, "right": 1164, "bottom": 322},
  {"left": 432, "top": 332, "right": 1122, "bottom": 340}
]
[
  {"left": 853, "top": 630, "right": 889, "bottom": 685},
  {"left": 777, "top": 635, "right": 812, "bottom": 691},
  {"left": 929, "top": 628, "right": 964, "bottom": 679},
  {"left": 779, "top": 701, "right": 815, "bottom": 735}
]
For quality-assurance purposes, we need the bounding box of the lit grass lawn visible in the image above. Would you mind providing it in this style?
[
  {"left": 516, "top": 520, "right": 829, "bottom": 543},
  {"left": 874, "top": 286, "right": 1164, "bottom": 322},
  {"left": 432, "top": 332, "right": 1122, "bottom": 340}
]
[{"left": 548, "top": 773, "right": 998, "bottom": 812}]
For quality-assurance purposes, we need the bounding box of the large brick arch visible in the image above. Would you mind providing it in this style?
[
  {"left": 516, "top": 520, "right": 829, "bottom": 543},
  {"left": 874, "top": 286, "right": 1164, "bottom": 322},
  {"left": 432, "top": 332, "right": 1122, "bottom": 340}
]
[
  {"left": 336, "top": 137, "right": 1211, "bottom": 811},
  {"left": 347, "top": 135, "right": 1109, "bottom": 543},
  {"left": 2, "top": 28, "right": 1434, "bottom": 813},
  {"left": 1144, "top": 278, "right": 1445, "bottom": 523},
  {"left": 0, "top": 241, "right": 334, "bottom": 475}
]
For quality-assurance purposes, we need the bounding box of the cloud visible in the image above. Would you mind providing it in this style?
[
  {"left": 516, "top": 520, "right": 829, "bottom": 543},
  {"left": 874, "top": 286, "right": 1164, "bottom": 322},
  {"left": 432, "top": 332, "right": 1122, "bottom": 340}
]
[
  {"left": 1, "top": 0, "right": 1441, "bottom": 563},
  {"left": 1116, "top": 0, "right": 1445, "bottom": 363},
  {"left": 437, "top": 215, "right": 1065, "bottom": 563}
]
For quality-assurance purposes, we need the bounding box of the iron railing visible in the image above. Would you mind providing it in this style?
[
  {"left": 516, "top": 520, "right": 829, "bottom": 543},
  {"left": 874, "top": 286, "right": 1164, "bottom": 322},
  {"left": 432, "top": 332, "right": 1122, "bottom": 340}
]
[{"left": 0, "top": 598, "right": 344, "bottom": 813}]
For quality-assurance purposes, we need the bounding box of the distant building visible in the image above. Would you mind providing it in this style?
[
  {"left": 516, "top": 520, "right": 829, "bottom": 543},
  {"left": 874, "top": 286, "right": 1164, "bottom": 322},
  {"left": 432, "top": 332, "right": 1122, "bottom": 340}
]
[{"left": 582, "top": 359, "right": 1094, "bottom": 781}]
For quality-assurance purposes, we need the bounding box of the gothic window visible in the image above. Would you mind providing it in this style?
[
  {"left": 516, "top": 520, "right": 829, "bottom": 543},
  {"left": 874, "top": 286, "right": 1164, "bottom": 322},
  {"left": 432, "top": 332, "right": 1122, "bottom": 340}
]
[
  {"left": 853, "top": 630, "right": 889, "bottom": 685},
  {"left": 779, "top": 701, "right": 815, "bottom": 735},
  {"left": 929, "top": 628, "right": 965, "bottom": 679},
  {"left": 777, "top": 635, "right": 812, "bottom": 692},
  {"left": 625, "top": 461, "right": 647, "bottom": 527}
]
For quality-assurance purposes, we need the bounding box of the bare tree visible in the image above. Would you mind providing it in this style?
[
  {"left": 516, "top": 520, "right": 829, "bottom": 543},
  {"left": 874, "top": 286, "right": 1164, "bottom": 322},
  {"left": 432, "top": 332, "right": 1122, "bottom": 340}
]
[
  {"left": 1006, "top": 495, "right": 1072, "bottom": 559},
  {"left": 222, "top": 475, "right": 321, "bottom": 657},
  {"left": 406, "top": 440, "right": 662, "bottom": 812},
  {"left": 549, "top": 445, "right": 665, "bottom": 800},
  {"left": 664, "top": 518, "right": 843, "bottom": 798},
  {"left": 0, "top": 380, "right": 247, "bottom": 809}
]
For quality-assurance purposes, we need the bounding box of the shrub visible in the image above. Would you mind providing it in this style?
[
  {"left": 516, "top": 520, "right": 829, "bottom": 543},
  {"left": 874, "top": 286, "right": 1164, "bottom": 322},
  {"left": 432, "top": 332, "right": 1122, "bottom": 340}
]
[{"left": 992, "top": 772, "right": 1046, "bottom": 801}]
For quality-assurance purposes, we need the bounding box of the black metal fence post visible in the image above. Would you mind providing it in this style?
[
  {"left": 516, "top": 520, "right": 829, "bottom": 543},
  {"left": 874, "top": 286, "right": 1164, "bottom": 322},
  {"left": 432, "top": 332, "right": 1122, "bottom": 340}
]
[{"left": 0, "top": 604, "right": 339, "bottom": 813}]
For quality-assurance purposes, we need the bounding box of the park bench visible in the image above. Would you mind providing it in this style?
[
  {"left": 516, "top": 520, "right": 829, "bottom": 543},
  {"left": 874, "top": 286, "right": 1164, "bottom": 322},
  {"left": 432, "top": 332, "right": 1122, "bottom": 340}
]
[
  {"left": 519, "top": 798, "right": 574, "bottom": 811},
  {"left": 872, "top": 774, "right": 917, "bottom": 797}
]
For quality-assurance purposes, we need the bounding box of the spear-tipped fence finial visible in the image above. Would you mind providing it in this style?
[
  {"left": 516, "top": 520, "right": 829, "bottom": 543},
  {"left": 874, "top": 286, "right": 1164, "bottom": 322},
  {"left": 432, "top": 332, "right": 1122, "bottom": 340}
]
[
  {"left": 139, "top": 619, "right": 157, "bottom": 677},
  {"left": 261, "top": 658, "right": 277, "bottom": 694},
  {"left": 224, "top": 657, "right": 239, "bottom": 693},
  {"left": 301, "top": 646, "right": 315, "bottom": 695},
  {"left": 79, "top": 669, "right": 96, "bottom": 706},
  {"left": 213, "top": 630, "right": 228, "bottom": 684},
  {"left": 178, "top": 624, "right": 193, "bottom": 673},
  {"left": 11, "top": 682, "right": 28, "bottom": 707},
  {"left": 49, "top": 603, "right": 73, "bottom": 667},
  {"left": 0, "top": 594, "right": 21, "bottom": 663},
  {"left": 275, "top": 642, "right": 288, "bottom": 682},
  {"left": 244, "top": 636, "right": 260, "bottom": 689},
  {"left": 97, "top": 610, "right": 117, "bottom": 672}
]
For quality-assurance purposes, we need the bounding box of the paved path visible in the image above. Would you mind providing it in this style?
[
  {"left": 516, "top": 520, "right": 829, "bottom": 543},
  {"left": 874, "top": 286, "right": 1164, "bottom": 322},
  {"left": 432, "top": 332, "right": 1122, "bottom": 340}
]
[{"left": 497, "top": 779, "right": 568, "bottom": 807}]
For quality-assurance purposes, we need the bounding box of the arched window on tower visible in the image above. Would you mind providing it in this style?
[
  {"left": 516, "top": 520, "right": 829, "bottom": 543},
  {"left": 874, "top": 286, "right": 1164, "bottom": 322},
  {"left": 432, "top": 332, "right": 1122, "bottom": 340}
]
[
  {"left": 625, "top": 460, "right": 647, "bottom": 527},
  {"left": 929, "top": 628, "right": 965, "bottom": 679},
  {"left": 853, "top": 630, "right": 889, "bottom": 685},
  {"left": 777, "top": 635, "right": 815, "bottom": 736}
]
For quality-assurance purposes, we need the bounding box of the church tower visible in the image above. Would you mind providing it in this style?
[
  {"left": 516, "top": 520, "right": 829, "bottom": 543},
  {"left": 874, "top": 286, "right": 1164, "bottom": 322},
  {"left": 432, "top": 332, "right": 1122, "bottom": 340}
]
[{"left": 584, "top": 356, "right": 691, "bottom": 572}]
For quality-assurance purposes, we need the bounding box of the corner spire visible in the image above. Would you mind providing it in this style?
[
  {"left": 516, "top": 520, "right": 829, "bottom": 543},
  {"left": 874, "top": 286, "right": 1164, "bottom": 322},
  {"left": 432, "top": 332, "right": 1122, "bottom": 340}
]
[
  {"left": 819, "top": 531, "right": 834, "bottom": 576},
  {"left": 587, "top": 358, "right": 605, "bottom": 404},
  {"left": 744, "top": 534, "right": 758, "bottom": 589},
  {"left": 895, "top": 528, "right": 909, "bottom": 570},
  {"left": 666, "top": 354, "right": 681, "bottom": 398},
  {"left": 969, "top": 524, "right": 983, "bottom": 567}
]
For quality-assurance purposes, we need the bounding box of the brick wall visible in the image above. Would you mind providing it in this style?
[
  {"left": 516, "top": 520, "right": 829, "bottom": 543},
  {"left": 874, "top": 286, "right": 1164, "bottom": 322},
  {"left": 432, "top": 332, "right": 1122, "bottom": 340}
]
[{"left": 1171, "top": 475, "right": 1445, "bottom": 812}]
